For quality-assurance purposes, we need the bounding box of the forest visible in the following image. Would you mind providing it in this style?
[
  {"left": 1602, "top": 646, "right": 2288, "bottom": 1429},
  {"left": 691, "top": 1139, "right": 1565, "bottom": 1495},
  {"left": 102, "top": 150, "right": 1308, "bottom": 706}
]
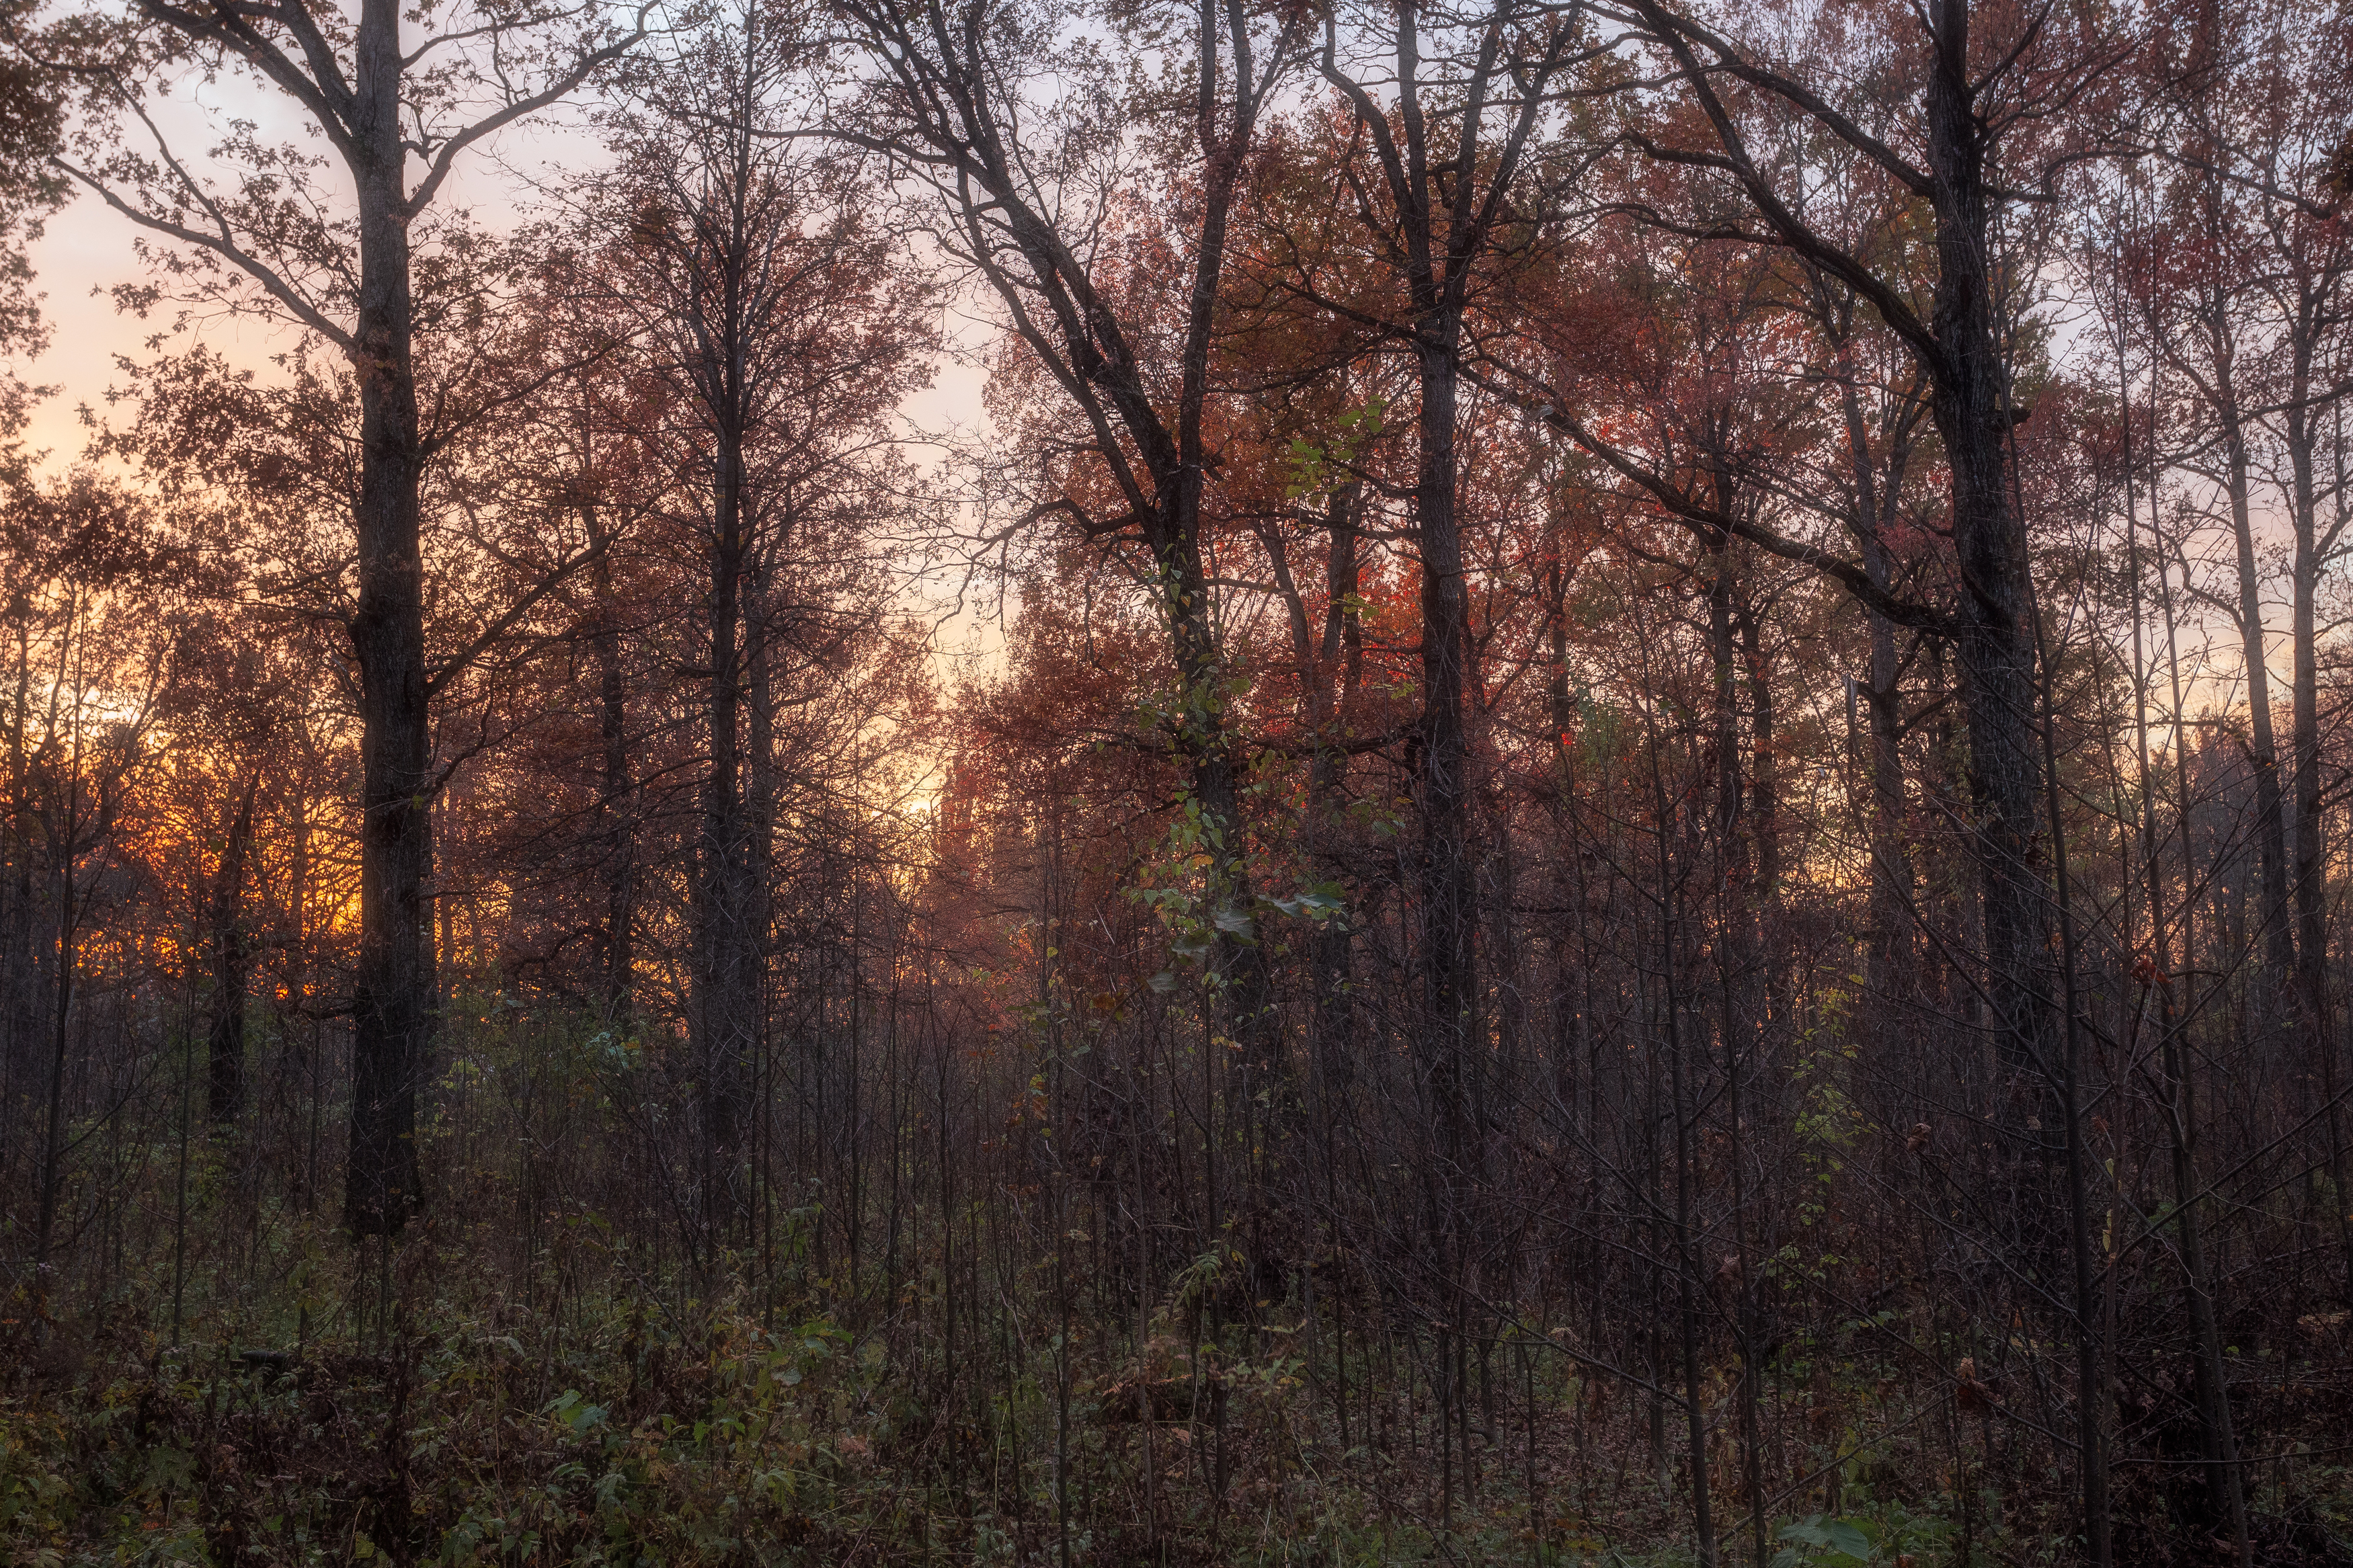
[{"left": 2, "top": 0, "right": 2351, "bottom": 1560}]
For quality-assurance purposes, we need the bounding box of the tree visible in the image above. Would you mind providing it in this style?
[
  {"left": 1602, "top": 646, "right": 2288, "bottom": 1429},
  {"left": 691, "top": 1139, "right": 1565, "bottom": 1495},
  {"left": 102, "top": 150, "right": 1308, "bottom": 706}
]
[
  {"left": 590, "top": 0, "right": 932, "bottom": 1246},
  {"left": 1474, "top": 0, "right": 2128, "bottom": 1550},
  {"left": 1306, "top": 0, "right": 1589, "bottom": 1206},
  {"left": 0, "top": 473, "right": 167, "bottom": 1301},
  {"left": 2141, "top": 0, "right": 2353, "bottom": 1225},
  {"left": 32, "top": 0, "right": 651, "bottom": 1234},
  {"left": 830, "top": 0, "right": 1314, "bottom": 1066}
]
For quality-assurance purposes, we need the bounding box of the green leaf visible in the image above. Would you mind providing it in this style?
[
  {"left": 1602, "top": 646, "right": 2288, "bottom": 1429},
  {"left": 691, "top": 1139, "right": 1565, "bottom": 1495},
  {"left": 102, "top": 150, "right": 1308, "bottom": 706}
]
[{"left": 1778, "top": 1515, "right": 1872, "bottom": 1565}]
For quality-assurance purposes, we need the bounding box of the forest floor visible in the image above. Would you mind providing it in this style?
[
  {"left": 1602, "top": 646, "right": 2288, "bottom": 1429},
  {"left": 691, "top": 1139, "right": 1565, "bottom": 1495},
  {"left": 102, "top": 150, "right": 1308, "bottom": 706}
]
[{"left": 7, "top": 1198, "right": 2353, "bottom": 1568}]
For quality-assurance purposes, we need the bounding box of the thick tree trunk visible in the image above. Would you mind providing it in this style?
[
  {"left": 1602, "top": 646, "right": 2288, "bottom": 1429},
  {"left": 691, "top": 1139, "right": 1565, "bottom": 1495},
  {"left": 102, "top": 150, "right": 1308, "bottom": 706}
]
[
  {"left": 1131, "top": 78, "right": 1280, "bottom": 1157},
  {"left": 1417, "top": 327, "right": 1478, "bottom": 1163},
  {"left": 1925, "top": 17, "right": 2110, "bottom": 1551},
  {"left": 1159, "top": 520, "right": 1267, "bottom": 957},
  {"left": 345, "top": 2, "right": 432, "bottom": 1234},
  {"left": 1410, "top": 315, "right": 1480, "bottom": 1471},
  {"left": 1317, "top": 0, "right": 1559, "bottom": 1186},
  {"left": 1923, "top": 0, "right": 2049, "bottom": 1112}
]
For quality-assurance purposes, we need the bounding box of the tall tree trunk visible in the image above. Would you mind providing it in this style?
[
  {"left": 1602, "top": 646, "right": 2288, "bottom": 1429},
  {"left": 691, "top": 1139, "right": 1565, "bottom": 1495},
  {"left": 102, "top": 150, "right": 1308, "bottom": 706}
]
[
  {"left": 746, "top": 598, "right": 778, "bottom": 1222},
  {"left": 1737, "top": 592, "right": 1780, "bottom": 1020},
  {"left": 1162, "top": 128, "right": 1276, "bottom": 1092},
  {"left": 583, "top": 500, "right": 634, "bottom": 1022},
  {"left": 1703, "top": 486, "right": 1751, "bottom": 998},
  {"left": 1646, "top": 716, "right": 1716, "bottom": 1567},
  {"left": 1925, "top": 15, "right": 2109, "bottom": 1550},
  {"left": 1922, "top": 0, "right": 2052, "bottom": 1126},
  {"left": 1837, "top": 371, "right": 1917, "bottom": 1001},
  {"left": 1310, "top": 485, "right": 1361, "bottom": 1100},
  {"left": 2210, "top": 335, "right": 2297, "bottom": 996},
  {"left": 697, "top": 428, "right": 758, "bottom": 1249},
  {"left": 207, "top": 775, "right": 259, "bottom": 1128},
  {"left": 838, "top": 0, "right": 1301, "bottom": 1126},
  {"left": 2289, "top": 386, "right": 2326, "bottom": 1014},
  {"left": 345, "top": 0, "right": 432, "bottom": 1235},
  {"left": 1705, "top": 501, "right": 1771, "bottom": 1568},
  {"left": 1410, "top": 282, "right": 1480, "bottom": 1501},
  {"left": 2, "top": 617, "right": 35, "bottom": 1177},
  {"left": 33, "top": 852, "right": 73, "bottom": 1288},
  {"left": 1314, "top": 0, "right": 1570, "bottom": 1188},
  {"left": 1417, "top": 319, "right": 1479, "bottom": 1168},
  {"left": 2122, "top": 353, "right": 2252, "bottom": 1559},
  {"left": 2281, "top": 321, "right": 2350, "bottom": 1307}
]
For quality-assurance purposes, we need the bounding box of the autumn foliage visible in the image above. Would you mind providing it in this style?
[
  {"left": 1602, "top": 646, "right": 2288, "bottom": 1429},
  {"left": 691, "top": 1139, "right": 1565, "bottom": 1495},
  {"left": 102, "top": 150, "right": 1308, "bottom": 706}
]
[{"left": 5, "top": 0, "right": 2353, "bottom": 1562}]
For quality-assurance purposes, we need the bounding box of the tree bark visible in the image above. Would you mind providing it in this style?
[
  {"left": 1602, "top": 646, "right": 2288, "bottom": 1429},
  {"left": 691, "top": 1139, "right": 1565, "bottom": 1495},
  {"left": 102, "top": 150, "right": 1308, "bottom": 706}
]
[
  {"left": 1921, "top": 0, "right": 2050, "bottom": 1116},
  {"left": 1417, "top": 315, "right": 1478, "bottom": 1159},
  {"left": 345, "top": 0, "right": 432, "bottom": 1235},
  {"left": 1316, "top": 0, "right": 1574, "bottom": 1173},
  {"left": 840, "top": 0, "right": 1291, "bottom": 1066}
]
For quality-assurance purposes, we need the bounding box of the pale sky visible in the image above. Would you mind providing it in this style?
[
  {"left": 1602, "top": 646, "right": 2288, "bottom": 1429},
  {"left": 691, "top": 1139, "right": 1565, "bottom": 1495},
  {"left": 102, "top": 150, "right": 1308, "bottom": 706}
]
[{"left": 18, "top": 164, "right": 991, "bottom": 464}]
